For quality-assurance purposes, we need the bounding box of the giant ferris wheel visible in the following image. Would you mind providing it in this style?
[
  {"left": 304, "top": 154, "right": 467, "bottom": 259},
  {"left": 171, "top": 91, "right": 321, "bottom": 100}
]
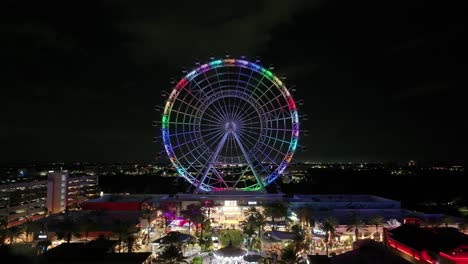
[{"left": 160, "top": 58, "right": 299, "bottom": 192}]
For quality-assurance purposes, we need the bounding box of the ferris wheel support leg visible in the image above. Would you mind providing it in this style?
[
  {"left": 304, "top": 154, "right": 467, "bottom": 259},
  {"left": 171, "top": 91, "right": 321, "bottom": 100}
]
[
  {"left": 194, "top": 132, "right": 229, "bottom": 193},
  {"left": 232, "top": 132, "right": 266, "bottom": 193}
]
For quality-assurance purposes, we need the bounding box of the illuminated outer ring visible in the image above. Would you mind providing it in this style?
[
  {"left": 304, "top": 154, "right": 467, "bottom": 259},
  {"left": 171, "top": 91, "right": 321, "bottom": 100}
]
[{"left": 162, "top": 59, "right": 299, "bottom": 192}]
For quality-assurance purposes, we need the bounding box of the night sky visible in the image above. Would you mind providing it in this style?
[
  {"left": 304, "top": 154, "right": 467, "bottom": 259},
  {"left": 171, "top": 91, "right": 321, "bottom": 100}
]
[{"left": 1, "top": 0, "right": 466, "bottom": 163}]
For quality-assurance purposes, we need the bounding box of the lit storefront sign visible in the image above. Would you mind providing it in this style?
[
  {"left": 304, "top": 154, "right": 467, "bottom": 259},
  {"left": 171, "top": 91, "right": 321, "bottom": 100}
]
[{"left": 224, "top": 200, "right": 237, "bottom": 207}]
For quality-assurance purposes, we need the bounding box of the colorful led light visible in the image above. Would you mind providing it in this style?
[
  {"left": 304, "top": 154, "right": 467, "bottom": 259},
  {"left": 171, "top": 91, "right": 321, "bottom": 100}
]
[
  {"left": 161, "top": 58, "right": 300, "bottom": 192},
  {"left": 291, "top": 138, "right": 298, "bottom": 151},
  {"left": 186, "top": 70, "right": 197, "bottom": 81}
]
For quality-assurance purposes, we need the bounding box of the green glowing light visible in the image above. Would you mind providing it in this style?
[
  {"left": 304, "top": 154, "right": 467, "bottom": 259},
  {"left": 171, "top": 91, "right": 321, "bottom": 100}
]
[
  {"left": 162, "top": 115, "right": 169, "bottom": 128},
  {"left": 261, "top": 68, "right": 273, "bottom": 78}
]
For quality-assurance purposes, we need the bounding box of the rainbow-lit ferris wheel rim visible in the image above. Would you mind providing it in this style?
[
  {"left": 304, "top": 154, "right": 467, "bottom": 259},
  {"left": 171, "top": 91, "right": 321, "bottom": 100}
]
[{"left": 161, "top": 58, "right": 299, "bottom": 192}]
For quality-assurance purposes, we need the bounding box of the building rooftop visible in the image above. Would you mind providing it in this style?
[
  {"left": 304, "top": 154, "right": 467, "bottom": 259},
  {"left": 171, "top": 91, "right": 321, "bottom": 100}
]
[
  {"left": 42, "top": 239, "right": 117, "bottom": 256},
  {"left": 214, "top": 242, "right": 247, "bottom": 258},
  {"left": 151, "top": 231, "right": 196, "bottom": 244},
  {"left": 85, "top": 193, "right": 402, "bottom": 206},
  {"left": 169, "top": 191, "right": 284, "bottom": 201},
  {"left": 42, "top": 240, "right": 151, "bottom": 263},
  {"left": 263, "top": 231, "right": 297, "bottom": 241},
  {"left": 388, "top": 225, "right": 468, "bottom": 253},
  {"left": 87, "top": 194, "right": 152, "bottom": 203},
  {"left": 330, "top": 239, "right": 411, "bottom": 264},
  {"left": 292, "top": 194, "right": 398, "bottom": 203},
  {"left": 38, "top": 210, "right": 142, "bottom": 232}
]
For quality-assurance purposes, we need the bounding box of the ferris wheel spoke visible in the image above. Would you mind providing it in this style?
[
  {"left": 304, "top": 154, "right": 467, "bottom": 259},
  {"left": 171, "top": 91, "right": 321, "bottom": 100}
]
[
  {"left": 167, "top": 108, "right": 204, "bottom": 123},
  {"left": 164, "top": 121, "right": 219, "bottom": 127},
  {"left": 233, "top": 133, "right": 273, "bottom": 178},
  {"left": 239, "top": 130, "right": 281, "bottom": 168},
  {"left": 232, "top": 131, "right": 265, "bottom": 192},
  {"left": 172, "top": 131, "right": 225, "bottom": 170},
  {"left": 231, "top": 99, "right": 250, "bottom": 123},
  {"left": 183, "top": 80, "right": 227, "bottom": 122},
  {"left": 195, "top": 132, "right": 229, "bottom": 193},
  {"left": 211, "top": 66, "right": 234, "bottom": 121},
  {"left": 231, "top": 68, "right": 246, "bottom": 122},
  {"left": 237, "top": 66, "right": 259, "bottom": 110},
  {"left": 250, "top": 82, "right": 277, "bottom": 108},
  {"left": 223, "top": 97, "right": 236, "bottom": 121},
  {"left": 236, "top": 107, "right": 269, "bottom": 125},
  {"left": 241, "top": 126, "right": 293, "bottom": 132},
  {"left": 231, "top": 82, "right": 268, "bottom": 122},
  {"left": 201, "top": 71, "right": 231, "bottom": 121},
  {"left": 173, "top": 126, "right": 221, "bottom": 135},
  {"left": 238, "top": 104, "right": 289, "bottom": 126},
  {"left": 171, "top": 128, "right": 224, "bottom": 151},
  {"left": 232, "top": 165, "right": 252, "bottom": 189},
  {"left": 236, "top": 129, "right": 288, "bottom": 164},
  {"left": 236, "top": 130, "right": 279, "bottom": 166},
  {"left": 170, "top": 126, "right": 222, "bottom": 140},
  {"left": 238, "top": 97, "right": 268, "bottom": 123},
  {"left": 211, "top": 167, "right": 229, "bottom": 188},
  {"left": 242, "top": 76, "right": 275, "bottom": 116},
  {"left": 240, "top": 128, "right": 291, "bottom": 147},
  {"left": 216, "top": 97, "right": 232, "bottom": 121},
  {"left": 233, "top": 101, "right": 259, "bottom": 124},
  {"left": 172, "top": 90, "right": 226, "bottom": 124}
]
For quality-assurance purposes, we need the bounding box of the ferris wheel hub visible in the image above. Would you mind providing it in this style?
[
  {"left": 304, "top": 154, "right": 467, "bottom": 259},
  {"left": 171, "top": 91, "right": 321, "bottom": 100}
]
[{"left": 224, "top": 121, "right": 238, "bottom": 133}]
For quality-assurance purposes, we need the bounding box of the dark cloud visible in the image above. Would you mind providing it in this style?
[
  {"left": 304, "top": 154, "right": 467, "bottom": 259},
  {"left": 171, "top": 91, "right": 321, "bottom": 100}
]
[
  {"left": 1, "top": 0, "right": 466, "bottom": 163},
  {"left": 113, "top": 0, "right": 319, "bottom": 65}
]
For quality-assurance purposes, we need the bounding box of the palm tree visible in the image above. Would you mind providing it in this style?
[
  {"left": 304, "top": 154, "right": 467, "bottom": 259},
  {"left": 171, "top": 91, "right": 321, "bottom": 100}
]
[
  {"left": 320, "top": 217, "right": 338, "bottom": 256},
  {"left": 122, "top": 232, "right": 141, "bottom": 253},
  {"left": 180, "top": 203, "right": 203, "bottom": 237},
  {"left": 202, "top": 200, "right": 214, "bottom": 220},
  {"left": 279, "top": 244, "right": 300, "bottom": 264},
  {"left": 0, "top": 218, "right": 8, "bottom": 245},
  {"left": 244, "top": 206, "right": 259, "bottom": 218},
  {"left": 23, "top": 217, "right": 40, "bottom": 243},
  {"left": 241, "top": 214, "right": 256, "bottom": 233},
  {"left": 56, "top": 217, "right": 81, "bottom": 243},
  {"left": 241, "top": 214, "right": 257, "bottom": 248},
  {"left": 142, "top": 208, "right": 154, "bottom": 244},
  {"left": 368, "top": 215, "right": 384, "bottom": 236},
  {"left": 0, "top": 218, "right": 7, "bottom": 229},
  {"left": 254, "top": 211, "right": 267, "bottom": 236},
  {"left": 81, "top": 217, "right": 97, "bottom": 243},
  {"left": 193, "top": 211, "right": 206, "bottom": 241},
  {"left": 37, "top": 239, "right": 52, "bottom": 253},
  {"left": 263, "top": 201, "right": 288, "bottom": 231},
  {"left": 156, "top": 244, "right": 189, "bottom": 264},
  {"left": 242, "top": 206, "right": 259, "bottom": 239},
  {"left": 5, "top": 225, "right": 24, "bottom": 244},
  {"left": 458, "top": 220, "right": 467, "bottom": 233},
  {"left": 290, "top": 224, "right": 305, "bottom": 252},
  {"left": 254, "top": 211, "right": 266, "bottom": 251},
  {"left": 297, "top": 207, "right": 313, "bottom": 229},
  {"left": 199, "top": 218, "right": 211, "bottom": 249},
  {"left": 442, "top": 215, "right": 454, "bottom": 227},
  {"left": 113, "top": 219, "right": 128, "bottom": 252},
  {"left": 157, "top": 203, "right": 173, "bottom": 233},
  {"left": 113, "top": 219, "right": 138, "bottom": 253},
  {"left": 425, "top": 217, "right": 442, "bottom": 228},
  {"left": 346, "top": 213, "right": 365, "bottom": 241}
]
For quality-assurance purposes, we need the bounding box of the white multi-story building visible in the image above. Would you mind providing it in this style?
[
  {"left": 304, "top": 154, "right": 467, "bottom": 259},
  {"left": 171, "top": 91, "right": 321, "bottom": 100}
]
[
  {"left": 0, "top": 179, "right": 47, "bottom": 227},
  {"left": 0, "top": 171, "right": 99, "bottom": 227}
]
